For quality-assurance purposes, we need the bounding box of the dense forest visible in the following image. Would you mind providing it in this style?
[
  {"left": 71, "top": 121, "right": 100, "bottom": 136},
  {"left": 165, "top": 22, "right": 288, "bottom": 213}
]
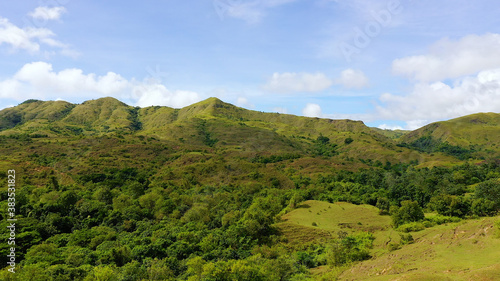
[{"left": 0, "top": 98, "right": 499, "bottom": 280}]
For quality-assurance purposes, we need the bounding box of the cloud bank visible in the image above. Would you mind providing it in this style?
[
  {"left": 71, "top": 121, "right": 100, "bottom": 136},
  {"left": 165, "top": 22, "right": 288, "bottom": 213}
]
[{"left": 0, "top": 61, "right": 202, "bottom": 108}]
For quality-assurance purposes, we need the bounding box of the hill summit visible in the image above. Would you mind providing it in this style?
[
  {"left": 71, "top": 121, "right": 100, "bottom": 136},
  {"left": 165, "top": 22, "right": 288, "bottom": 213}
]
[{"left": 1, "top": 97, "right": 499, "bottom": 163}]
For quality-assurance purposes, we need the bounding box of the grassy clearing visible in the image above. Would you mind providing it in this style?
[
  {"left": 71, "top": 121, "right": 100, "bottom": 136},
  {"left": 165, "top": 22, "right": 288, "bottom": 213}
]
[
  {"left": 280, "top": 200, "right": 390, "bottom": 234},
  {"left": 277, "top": 200, "right": 398, "bottom": 252}
]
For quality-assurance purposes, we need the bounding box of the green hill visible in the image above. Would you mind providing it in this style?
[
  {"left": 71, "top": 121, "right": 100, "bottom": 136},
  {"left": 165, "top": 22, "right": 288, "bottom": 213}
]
[
  {"left": 400, "top": 113, "right": 500, "bottom": 160},
  {"left": 0, "top": 97, "right": 460, "bottom": 169},
  {"left": 0, "top": 97, "right": 499, "bottom": 280}
]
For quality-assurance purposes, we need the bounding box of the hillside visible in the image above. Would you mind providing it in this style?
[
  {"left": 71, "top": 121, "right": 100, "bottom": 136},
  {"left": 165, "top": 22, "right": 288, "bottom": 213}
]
[
  {"left": 0, "top": 97, "right": 461, "bottom": 170},
  {"left": 0, "top": 97, "right": 499, "bottom": 280},
  {"left": 400, "top": 113, "right": 500, "bottom": 160}
]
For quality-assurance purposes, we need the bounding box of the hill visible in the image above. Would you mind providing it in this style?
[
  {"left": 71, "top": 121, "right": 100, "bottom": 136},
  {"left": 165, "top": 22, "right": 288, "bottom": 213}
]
[
  {"left": 0, "top": 97, "right": 461, "bottom": 170},
  {"left": 340, "top": 216, "right": 500, "bottom": 280},
  {"left": 370, "top": 127, "right": 409, "bottom": 140},
  {"left": 0, "top": 97, "right": 499, "bottom": 280},
  {"left": 400, "top": 113, "right": 500, "bottom": 160}
]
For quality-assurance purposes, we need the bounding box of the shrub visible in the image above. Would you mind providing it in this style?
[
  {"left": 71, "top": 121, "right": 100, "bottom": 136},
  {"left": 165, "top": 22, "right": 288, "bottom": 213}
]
[
  {"left": 397, "top": 222, "right": 425, "bottom": 233},
  {"left": 391, "top": 200, "right": 424, "bottom": 227},
  {"left": 399, "top": 233, "right": 414, "bottom": 245},
  {"left": 388, "top": 243, "right": 401, "bottom": 251},
  {"left": 429, "top": 195, "right": 471, "bottom": 218},
  {"left": 327, "top": 232, "right": 375, "bottom": 266},
  {"left": 471, "top": 198, "right": 497, "bottom": 217},
  {"left": 475, "top": 179, "right": 500, "bottom": 209}
]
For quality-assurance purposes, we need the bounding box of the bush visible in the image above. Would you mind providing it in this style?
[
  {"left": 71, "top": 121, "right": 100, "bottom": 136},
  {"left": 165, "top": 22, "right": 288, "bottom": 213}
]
[
  {"left": 429, "top": 195, "right": 471, "bottom": 218},
  {"left": 399, "top": 233, "right": 414, "bottom": 245},
  {"left": 376, "top": 197, "right": 390, "bottom": 215},
  {"left": 388, "top": 243, "right": 401, "bottom": 251},
  {"left": 327, "top": 232, "right": 375, "bottom": 266},
  {"left": 397, "top": 222, "right": 425, "bottom": 233},
  {"left": 471, "top": 198, "right": 497, "bottom": 217},
  {"left": 296, "top": 251, "right": 315, "bottom": 268},
  {"left": 391, "top": 201, "right": 424, "bottom": 227},
  {"left": 475, "top": 179, "right": 500, "bottom": 209}
]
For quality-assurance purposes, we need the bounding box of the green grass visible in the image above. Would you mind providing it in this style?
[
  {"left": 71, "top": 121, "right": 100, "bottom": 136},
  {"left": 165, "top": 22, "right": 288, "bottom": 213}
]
[
  {"left": 339, "top": 216, "right": 500, "bottom": 280},
  {"left": 280, "top": 200, "right": 390, "bottom": 234},
  {"left": 277, "top": 200, "right": 400, "bottom": 255},
  {"left": 401, "top": 112, "right": 500, "bottom": 159},
  {"left": 278, "top": 201, "right": 500, "bottom": 280}
]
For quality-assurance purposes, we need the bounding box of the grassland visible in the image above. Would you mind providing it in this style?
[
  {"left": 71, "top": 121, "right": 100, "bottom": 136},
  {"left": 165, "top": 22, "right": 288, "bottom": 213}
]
[
  {"left": 340, "top": 216, "right": 500, "bottom": 281},
  {"left": 276, "top": 200, "right": 500, "bottom": 281}
]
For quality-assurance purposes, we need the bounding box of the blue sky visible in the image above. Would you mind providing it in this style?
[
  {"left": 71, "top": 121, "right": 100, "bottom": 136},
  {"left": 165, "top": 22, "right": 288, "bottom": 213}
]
[{"left": 1, "top": 0, "right": 500, "bottom": 129}]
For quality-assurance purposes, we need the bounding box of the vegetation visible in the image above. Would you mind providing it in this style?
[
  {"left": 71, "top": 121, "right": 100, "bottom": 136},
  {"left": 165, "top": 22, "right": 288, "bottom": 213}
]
[{"left": 0, "top": 97, "right": 499, "bottom": 280}]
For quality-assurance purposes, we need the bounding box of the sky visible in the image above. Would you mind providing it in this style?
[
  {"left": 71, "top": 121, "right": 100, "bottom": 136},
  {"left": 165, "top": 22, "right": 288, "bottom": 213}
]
[{"left": 1, "top": 0, "right": 500, "bottom": 130}]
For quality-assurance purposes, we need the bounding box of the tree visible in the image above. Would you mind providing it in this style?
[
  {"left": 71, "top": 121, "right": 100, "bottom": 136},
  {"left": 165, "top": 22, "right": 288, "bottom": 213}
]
[
  {"left": 391, "top": 200, "right": 424, "bottom": 227},
  {"left": 475, "top": 179, "right": 500, "bottom": 209},
  {"left": 471, "top": 198, "right": 497, "bottom": 217}
]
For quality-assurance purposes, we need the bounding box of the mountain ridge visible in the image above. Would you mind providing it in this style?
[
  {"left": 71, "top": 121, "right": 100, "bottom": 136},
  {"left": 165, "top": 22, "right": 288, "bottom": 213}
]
[{"left": 1, "top": 97, "right": 499, "bottom": 163}]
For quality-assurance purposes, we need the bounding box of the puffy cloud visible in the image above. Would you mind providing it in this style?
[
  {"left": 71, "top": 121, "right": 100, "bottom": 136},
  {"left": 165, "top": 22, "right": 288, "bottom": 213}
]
[
  {"left": 0, "top": 61, "right": 202, "bottom": 109},
  {"left": 302, "top": 103, "right": 323, "bottom": 117},
  {"left": 334, "top": 69, "right": 369, "bottom": 89},
  {"left": 0, "top": 16, "right": 73, "bottom": 55},
  {"left": 264, "top": 72, "right": 332, "bottom": 93},
  {"left": 7, "top": 61, "right": 130, "bottom": 99},
  {"left": 376, "top": 68, "right": 500, "bottom": 128},
  {"left": 377, "top": 124, "right": 404, "bottom": 130},
  {"left": 236, "top": 97, "right": 254, "bottom": 108},
  {"left": 133, "top": 84, "right": 202, "bottom": 108},
  {"left": 392, "top": 33, "right": 500, "bottom": 82},
  {"left": 28, "top": 6, "right": 67, "bottom": 21}
]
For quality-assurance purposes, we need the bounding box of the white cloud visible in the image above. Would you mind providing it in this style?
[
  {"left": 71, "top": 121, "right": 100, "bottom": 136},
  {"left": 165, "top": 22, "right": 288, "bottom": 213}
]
[
  {"left": 264, "top": 72, "right": 333, "bottom": 93},
  {"left": 133, "top": 84, "right": 202, "bottom": 108},
  {"left": 28, "top": 6, "right": 67, "bottom": 21},
  {"left": 334, "top": 69, "right": 369, "bottom": 89},
  {"left": 302, "top": 103, "right": 323, "bottom": 117},
  {"left": 0, "top": 16, "right": 74, "bottom": 55},
  {"left": 377, "top": 124, "right": 404, "bottom": 130},
  {"left": 273, "top": 107, "right": 288, "bottom": 114},
  {"left": 376, "top": 68, "right": 500, "bottom": 128},
  {"left": 0, "top": 61, "right": 130, "bottom": 100},
  {"left": 300, "top": 103, "right": 370, "bottom": 121},
  {"left": 392, "top": 33, "right": 500, "bottom": 82},
  {"left": 219, "top": 0, "right": 297, "bottom": 24},
  {"left": 236, "top": 97, "right": 254, "bottom": 108},
  {"left": 0, "top": 61, "right": 202, "bottom": 109}
]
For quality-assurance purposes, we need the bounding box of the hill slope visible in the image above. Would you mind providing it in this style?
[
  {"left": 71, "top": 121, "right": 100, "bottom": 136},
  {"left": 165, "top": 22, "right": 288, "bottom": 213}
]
[
  {"left": 400, "top": 113, "right": 500, "bottom": 159},
  {"left": 0, "top": 97, "right": 456, "bottom": 169},
  {"left": 0, "top": 97, "right": 499, "bottom": 280}
]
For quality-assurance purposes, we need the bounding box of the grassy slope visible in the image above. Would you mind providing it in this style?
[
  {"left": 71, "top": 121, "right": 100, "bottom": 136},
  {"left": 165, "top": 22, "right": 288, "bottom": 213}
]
[
  {"left": 401, "top": 112, "right": 500, "bottom": 158},
  {"left": 340, "top": 216, "right": 500, "bottom": 281},
  {"left": 371, "top": 127, "right": 409, "bottom": 140},
  {"left": 277, "top": 200, "right": 397, "bottom": 250},
  {"left": 279, "top": 200, "right": 500, "bottom": 281},
  {"left": 0, "top": 97, "right": 461, "bottom": 172}
]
